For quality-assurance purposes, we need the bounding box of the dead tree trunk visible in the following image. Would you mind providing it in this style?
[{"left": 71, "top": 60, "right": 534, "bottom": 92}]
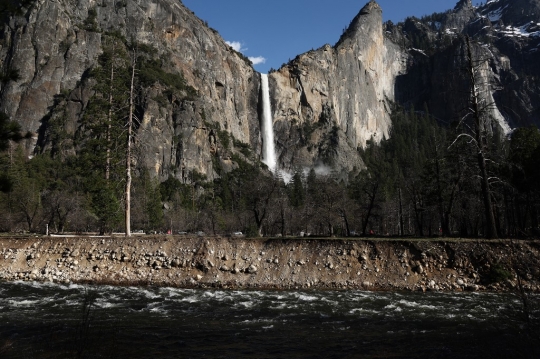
[
  {"left": 465, "top": 36, "right": 498, "bottom": 239},
  {"left": 125, "top": 51, "right": 136, "bottom": 237}
]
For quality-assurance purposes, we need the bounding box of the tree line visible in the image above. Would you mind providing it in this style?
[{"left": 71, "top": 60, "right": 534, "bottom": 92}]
[
  {"left": 1, "top": 31, "right": 539, "bottom": 238},
  {"left": 2, "top": 104, "right": 539, "bottom": 238},
  {"left": 0, "top": 29, "right": 184, "bottom": 235}
]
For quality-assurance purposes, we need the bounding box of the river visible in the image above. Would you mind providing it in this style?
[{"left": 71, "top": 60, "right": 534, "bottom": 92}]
[{"left": 0, "top": 281, "right": 538, "bottom": 358}]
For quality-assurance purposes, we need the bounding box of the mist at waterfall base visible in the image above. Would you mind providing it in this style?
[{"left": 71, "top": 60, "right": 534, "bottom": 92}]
[
  {"left": 260, "top": 74, "right": 333, "bottom": 183},
  {"left": 1, "top": 281, "right": 539, "bottom": 358}
]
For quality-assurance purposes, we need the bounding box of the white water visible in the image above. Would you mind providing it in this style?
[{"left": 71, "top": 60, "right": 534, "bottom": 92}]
[
  {"left": 1, "top": 281, "right": 534, "bottom": 358},
  {"left": 260, "top": 73, "right": 277, "bottom": 172}
]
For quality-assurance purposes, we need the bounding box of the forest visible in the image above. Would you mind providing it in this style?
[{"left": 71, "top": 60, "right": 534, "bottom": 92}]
[
  {"left": 0, "top": 25, "right": 539, "bottom": 239},
  {"left": 2, "top": 104, "right": 539, "bottom": 239}
]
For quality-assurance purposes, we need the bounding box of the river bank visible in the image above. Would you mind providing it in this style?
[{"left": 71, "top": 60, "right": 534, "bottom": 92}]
[{"left": 0, "top": 236, "right": 539, "bottom": 292}]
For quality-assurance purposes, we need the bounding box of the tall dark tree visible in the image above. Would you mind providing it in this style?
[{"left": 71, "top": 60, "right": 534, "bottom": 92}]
[
  {"left": 422, "top": 130, "right": 463, "bottom": 237},
  {"left": 288, "top": 170, "right": 304, "bottom": 208},
  {"left": 248, "top": 171, "right": 278, "bottom": 237},
  {"left": 0, "top": 116, "right": 31, "bottom": 194},
  {"left": 0, "top": 113, "right": 27, "bottom": 151},
  {"left": 508, "top": 127, "right": 540, "bottom": 235},
  {"left": 75, "top": 34, "right": 131, "bottom": 233}
]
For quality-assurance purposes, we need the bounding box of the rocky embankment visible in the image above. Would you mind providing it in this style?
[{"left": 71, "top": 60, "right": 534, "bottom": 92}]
[{"left": 1, "top": 236, "right": 539, "bottom": 292}]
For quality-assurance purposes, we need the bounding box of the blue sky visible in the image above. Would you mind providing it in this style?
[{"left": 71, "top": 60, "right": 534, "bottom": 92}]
[{"left": 181, "top": 1, "right": 472, "bottom": 73}]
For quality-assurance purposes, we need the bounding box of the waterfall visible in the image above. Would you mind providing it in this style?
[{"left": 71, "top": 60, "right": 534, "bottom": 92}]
[{"left": 260, "top": 73, "right": 277, "bottom": 172}]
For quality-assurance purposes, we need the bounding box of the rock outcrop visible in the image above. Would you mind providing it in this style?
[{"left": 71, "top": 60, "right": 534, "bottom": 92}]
[
  {"left": 269, "top": 1, "right": 407, "bottom": 173},
  {"left": 0, "top": 0, "right": 261, "bottom": 181},
  {"left": 389, "top": 0, "right": 540, "bottom": 130},
  {"left": 1, "top": 0, "right": 540, "bottom": 179}
]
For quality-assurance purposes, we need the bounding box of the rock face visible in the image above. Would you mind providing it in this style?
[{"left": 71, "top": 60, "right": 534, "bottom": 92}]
[
  {"left": 0, "top": 0, "right": 261, "bottom": 181},
  {"left": 389, "top": 0, "right": 540, "bottom": 130},
  {"left": 269, "top": 1, "right": 407, "bottom": 173},
  {"left": 266, "top": 0, "right": 540, "bottom": 171},
  {"left": 1, "top": 0, "right": 540, "bottom": 178}
]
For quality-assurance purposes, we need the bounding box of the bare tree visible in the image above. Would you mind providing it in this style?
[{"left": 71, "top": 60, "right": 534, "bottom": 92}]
[
  {"left": 12, "top": 178, "right": 43, "bottom": 232},
  {"left": 124, "top": 48, "right": 137, "bottom": 237},
  {"left": 465, "top": 36, "right": 498, "bottom": 239},
  {"left": 450, "top": 36, "right": 499, "bottom": 239},
  {"left": 43, "top": 189, "right": 83, "bottom": 233},
  {"left": 245, "top": 171, "right": 279, "bottom": 237}
]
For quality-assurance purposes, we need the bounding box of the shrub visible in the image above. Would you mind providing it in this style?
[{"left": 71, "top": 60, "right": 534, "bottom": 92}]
[{"left": 487, "top": 263, "right": 513, "bottom": 284}]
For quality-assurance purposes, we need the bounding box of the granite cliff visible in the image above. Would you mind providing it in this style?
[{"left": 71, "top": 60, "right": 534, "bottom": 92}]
[
  {"left": 270, "top": 0, "right": 540, "bottom": 176},
  {"left": 1, "top": 0, "right": 540, "bottom": 180},
  {"left": 269, "top": 1, "right": 406, "bottom": 175},
  {"left": 389, "top": 0, "right": 540, "bottom": 130},
  {"left": 0, "top": 0, "right": 261, "bottom": 181}
]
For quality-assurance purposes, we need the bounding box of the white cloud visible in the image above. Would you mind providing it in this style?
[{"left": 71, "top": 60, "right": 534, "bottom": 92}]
[
  {"left": 225, "top": 41, "right": 246, "bottom": 52},
  {"left": 249, "top": 56, "right": 266, "bottom": 65},
  {"left": 226, "top": 40, "right": 266, "bottom": 66}
]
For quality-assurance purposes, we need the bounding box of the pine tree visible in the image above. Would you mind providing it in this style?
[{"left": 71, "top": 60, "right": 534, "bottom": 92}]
[{"left": 289, "top": 170, "right": 305, "bottom": 207}]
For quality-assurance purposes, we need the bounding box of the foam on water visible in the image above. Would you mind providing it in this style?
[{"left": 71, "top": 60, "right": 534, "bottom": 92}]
[
  {"left": 203, "top": 290, "right": 233, "bottom": 302},
  {"left": 0, "top": 283, "right": 534, "bottom": 332},
  {"left": 8, "top": 299, "right": 42, "bottom": 307},
  {"left": 397, "top": 299, "right": 438, "bottom": 310},
  {"left": 148, "top": 306, "right": 168, "bottom": 315},
  {"left": 296, "top": 294, "right": 318, "bottom": 302},
  {"left": 158, "top": 287, "right": 186, "bottom": 298},
  {"left": 12, "top": 280, "right": 53, "bottom": 290},
  {"left": 138, "top": 289, "right": 161, "bottom": 300},
  {"left": 94, "top": 300, "right": 122, "bottom": 309},
  {"left": 179, "top": 295, "right": 201, "bottom": 303},
  {"left": 0, "top": 281, "right": 537, "bottom": 358},
  {"left": 269, "top": 302, "right": 287, "bottom": 310},
  {"left": 237, "top": 301, "right": 255, "bottom": 308},
  {"left": 62, "top": 299, "right": 83, "bottom": 307},
  {"left": 349, "top": 308, "right": 381, "bottom": 315}
]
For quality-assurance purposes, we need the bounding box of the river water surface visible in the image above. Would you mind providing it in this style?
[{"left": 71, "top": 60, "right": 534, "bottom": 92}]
[{"left": 0, "top": 281, "right": 538, "bottom": 358}]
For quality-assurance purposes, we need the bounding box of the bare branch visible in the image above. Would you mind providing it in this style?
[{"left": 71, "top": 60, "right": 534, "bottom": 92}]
[{"left": 448, "top": 133, "right": 478, "bottom": 150}]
